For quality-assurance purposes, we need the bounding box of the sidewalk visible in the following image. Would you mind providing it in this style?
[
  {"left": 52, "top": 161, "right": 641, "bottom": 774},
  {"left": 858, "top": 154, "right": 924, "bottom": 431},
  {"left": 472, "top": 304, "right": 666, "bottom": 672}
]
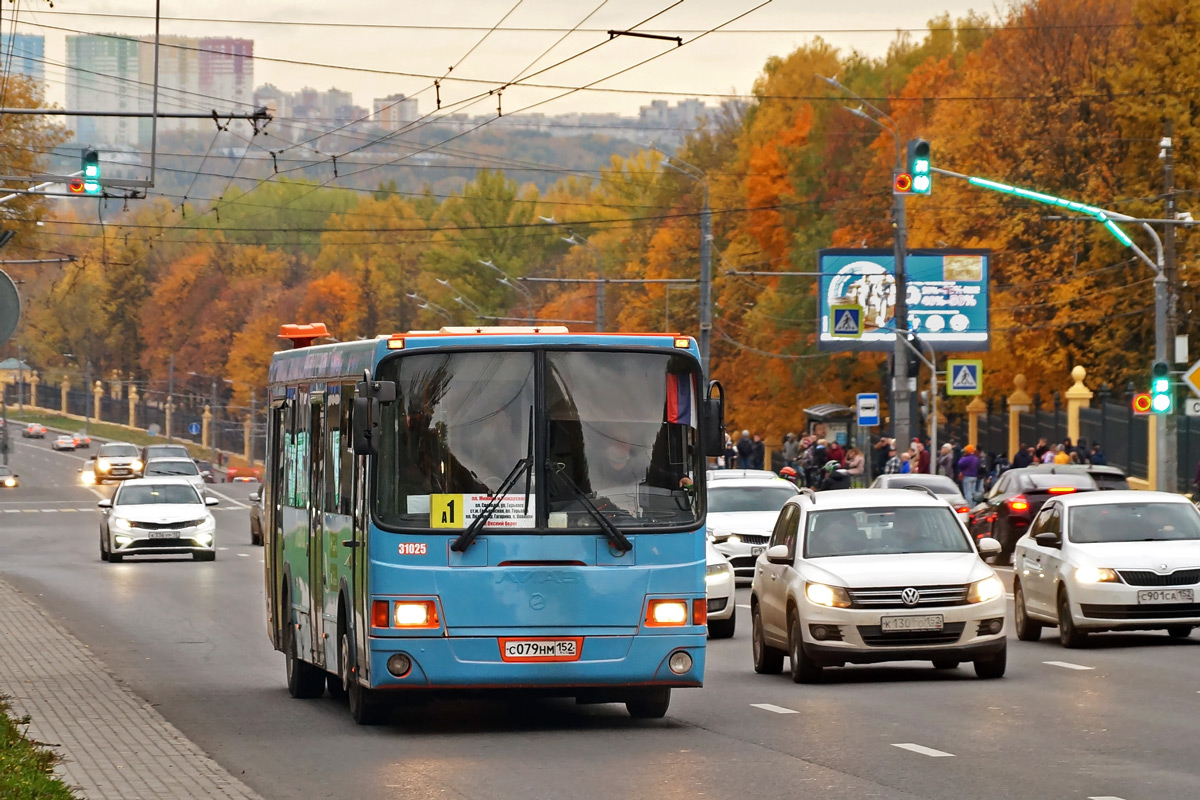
[{"left": 0, "top": 577, "right": 264, "bottom": 800}]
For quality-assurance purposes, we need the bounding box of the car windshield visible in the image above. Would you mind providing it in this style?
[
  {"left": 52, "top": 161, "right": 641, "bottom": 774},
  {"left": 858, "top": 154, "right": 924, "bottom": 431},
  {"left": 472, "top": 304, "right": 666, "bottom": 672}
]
[
  {"left": 375, "top": 349, "right": 703, "bottom": 531},
  {"left": 708, "top": 484, "right": 799, "bottom": 513},
  {"left": 146, "top": 446, "right": 189, "bottom": 458},
  {"left": 116, "top": 484, "right": 200, "bottom": 505},
  {"left": 99, "top": 444, "right": 138, "bottom": 457},
  {"left": 0, "top": 466, "right": 11, "bottom": 476},
  {"left": 804, "top": 507, "right": 973, "bottom": 557},
  {"left": 145, "top": 460, "right": 199, "bottom": 476},
  {"left": 881, "top": 475, "right": 960, "bottom": 495},
  {"left": 1068, "top": 502, "right": 1200, "bottom": 543}
]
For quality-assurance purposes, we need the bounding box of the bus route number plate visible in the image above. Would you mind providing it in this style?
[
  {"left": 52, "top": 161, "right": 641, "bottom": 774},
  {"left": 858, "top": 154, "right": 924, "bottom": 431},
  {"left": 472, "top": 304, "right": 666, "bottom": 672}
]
[{"left": 499, "top": 638, "right": 582, "bottom": 662}]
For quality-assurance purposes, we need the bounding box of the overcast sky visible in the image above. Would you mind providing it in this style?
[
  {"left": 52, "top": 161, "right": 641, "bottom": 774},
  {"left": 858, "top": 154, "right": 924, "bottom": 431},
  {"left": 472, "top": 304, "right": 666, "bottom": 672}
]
[{"left": 22, "top": 1, "right": 995, "bottom": 117}]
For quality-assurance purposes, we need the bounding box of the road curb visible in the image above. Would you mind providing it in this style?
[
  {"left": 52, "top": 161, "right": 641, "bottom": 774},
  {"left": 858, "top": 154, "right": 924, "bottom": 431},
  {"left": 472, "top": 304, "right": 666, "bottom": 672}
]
[{"left": 0, "top": 576, "right": 264, "bottom": 799}]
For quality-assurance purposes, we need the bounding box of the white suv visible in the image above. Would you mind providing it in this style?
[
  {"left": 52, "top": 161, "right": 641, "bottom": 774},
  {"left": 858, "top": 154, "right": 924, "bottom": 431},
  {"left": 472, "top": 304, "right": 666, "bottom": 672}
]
[{"left": 750, "top": 488, "right": 1007, "bottom": 682}]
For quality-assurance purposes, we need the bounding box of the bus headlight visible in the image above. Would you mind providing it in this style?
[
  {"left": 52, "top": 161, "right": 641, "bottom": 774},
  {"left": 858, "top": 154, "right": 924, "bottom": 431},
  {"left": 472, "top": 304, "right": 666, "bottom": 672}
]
[
  {"left": 393, "top": 601, "right": 439, "bottom": 628},
  {"left": 646, "top": 599, "right": 689, "bottom": 626}
]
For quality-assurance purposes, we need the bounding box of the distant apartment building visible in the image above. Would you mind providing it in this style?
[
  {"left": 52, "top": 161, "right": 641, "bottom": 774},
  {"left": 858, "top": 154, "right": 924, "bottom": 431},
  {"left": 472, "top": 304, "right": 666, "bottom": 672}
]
[
  {"left": 373, "top": 93, "right": 419, "bottom": 128},
  {"left": 66, "top": 34, "right": 143, "bottom": 146},
  {"left": 0, "top": 34, "right": 44, "bottom": 85},
  {"left": 69, "top": 33, "right": 254, "bottom": 147}
]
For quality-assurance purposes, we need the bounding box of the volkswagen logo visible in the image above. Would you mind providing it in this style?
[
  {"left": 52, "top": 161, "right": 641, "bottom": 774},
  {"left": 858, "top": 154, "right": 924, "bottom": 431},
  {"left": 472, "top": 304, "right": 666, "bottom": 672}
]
[{"left": 901, "top": 588, "right": 921, "bottom": 607}]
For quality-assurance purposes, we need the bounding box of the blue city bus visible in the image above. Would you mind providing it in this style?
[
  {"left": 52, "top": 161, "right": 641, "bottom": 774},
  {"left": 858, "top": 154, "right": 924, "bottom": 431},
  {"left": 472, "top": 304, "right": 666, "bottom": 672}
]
[{"left": 263, "top": 323, "right": 725, "bottom": 724}]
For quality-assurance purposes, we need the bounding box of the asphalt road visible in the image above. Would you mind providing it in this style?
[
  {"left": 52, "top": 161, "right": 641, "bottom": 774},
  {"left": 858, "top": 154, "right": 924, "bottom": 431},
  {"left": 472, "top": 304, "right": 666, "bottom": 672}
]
[{"left": 2, "top": 439, "right": 1198, "bottom": 800}]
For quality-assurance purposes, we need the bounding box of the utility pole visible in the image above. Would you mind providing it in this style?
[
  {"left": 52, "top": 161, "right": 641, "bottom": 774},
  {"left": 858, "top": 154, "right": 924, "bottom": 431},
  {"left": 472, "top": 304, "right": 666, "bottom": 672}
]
[
  {"left": 210, "top": 378, "right": 218, "bottom": 465},
  {"left": 249, "top": 390, "right": 257, "bottom": 466},
  {"left": 83, "top": 360, "right": 91, "bottom": 434},
  {"left": 892, "top": 161, "right": 912, "bottom": 448},
  {"left": 16, "top": 344, "right": 23, "bottom": 413},
  {"left": 167, "top": 354, "right": 174, "bottom": 442},
  {"left": 1162, "top": 122, "right": 1179, "bottom": 492}
]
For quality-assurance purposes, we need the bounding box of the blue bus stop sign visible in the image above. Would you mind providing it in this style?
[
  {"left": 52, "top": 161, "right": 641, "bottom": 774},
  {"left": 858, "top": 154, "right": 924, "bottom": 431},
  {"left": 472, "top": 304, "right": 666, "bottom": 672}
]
[{"left": 187, "top": 422, "right": 201, "bottom": 436}]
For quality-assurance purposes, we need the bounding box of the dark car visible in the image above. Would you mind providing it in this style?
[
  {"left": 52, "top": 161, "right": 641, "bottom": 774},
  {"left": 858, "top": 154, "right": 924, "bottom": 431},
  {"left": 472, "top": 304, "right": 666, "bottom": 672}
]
[
  {"left": 248, "top": 489, "right": 264, "bottom": 546},
  {"left": 967, "top": 467, "right": 1098, "bottom": 563},
  {"left": 194, "top": 460, "right": 216, "bottom": 483},
  {"left": 1024, "top": 463, "right": 1129, "bottom": 491}
]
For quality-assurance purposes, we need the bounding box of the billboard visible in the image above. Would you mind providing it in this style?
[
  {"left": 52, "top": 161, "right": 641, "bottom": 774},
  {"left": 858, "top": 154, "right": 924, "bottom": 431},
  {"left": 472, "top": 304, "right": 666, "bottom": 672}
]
[{"left": 817, "top": 248, "right": 990, "bottom": 351}]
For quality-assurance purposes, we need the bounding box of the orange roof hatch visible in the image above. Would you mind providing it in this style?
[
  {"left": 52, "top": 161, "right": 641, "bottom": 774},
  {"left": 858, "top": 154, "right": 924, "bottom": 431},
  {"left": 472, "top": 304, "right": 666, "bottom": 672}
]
[{"left": 279, "top": 322, "right": 329, "bottom": 349}]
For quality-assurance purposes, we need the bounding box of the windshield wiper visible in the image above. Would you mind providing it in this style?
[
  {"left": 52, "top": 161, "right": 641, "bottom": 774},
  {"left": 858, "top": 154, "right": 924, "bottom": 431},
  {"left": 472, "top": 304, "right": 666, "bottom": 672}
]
[
  {"left": 547, "top": 463, "right": 632, "bottom": 553},
  {"left": 451, "top": 408, "right": 534, "bottom": 553}
]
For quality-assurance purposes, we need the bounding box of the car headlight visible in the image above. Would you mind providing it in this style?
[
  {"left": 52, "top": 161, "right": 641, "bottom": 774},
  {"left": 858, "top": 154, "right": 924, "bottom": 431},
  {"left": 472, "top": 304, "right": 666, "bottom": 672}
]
[
  {"left": 705, "top": 563, "right": 733, "bottom": 587},
  {"left": 3, "top": 478, "right": 14, "bottom": 487},
  {"left": 132, "top": 459, "right": 144, "bottom": 472},
  {"left": 1074, "top": 566, "right": 1120, "bottom": 584},
  {"left": 194, "top": 532, "right": 213, "bottom": 545},
  {"left": 709, "top": 530, "right": 740, "bottom": 544},
  {"left": 199, "top": 515, "right": 216, "bottom": 530},
  {"left": 112, "top": 517, "right": 133, "bottom": 531},
  {"left": 967, "top": 575, "right": 1005, "bottom": 603},
  {"left": 96, "top": 458, "right": 111, "bottom": 472},
  {"left": 805, "top": 582, "right": 853, "bottom": 608}
]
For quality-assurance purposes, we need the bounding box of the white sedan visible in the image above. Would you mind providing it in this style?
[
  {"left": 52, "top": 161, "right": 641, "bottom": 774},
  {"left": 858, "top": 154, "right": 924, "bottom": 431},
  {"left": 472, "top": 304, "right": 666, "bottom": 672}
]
[
  {"left": 708, "top": 474, "right": 802, "bottom": 581},
  {"left": 98, "top": 478, "right": 219, "bottom": 562},
  {"left": 750, "top": 489, "right": 1006, "bottom": 682},
  {"left": 1013, "top": 490, "right": 1200, "bottom": 647},
  {"left": 705, "top": 541, "right": 736, "bottom": 639}
]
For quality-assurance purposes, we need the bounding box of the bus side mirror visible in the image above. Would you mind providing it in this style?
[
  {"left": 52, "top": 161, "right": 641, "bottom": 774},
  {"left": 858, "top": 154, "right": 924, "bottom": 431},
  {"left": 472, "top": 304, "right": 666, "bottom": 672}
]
[
  {"left": 701, "top": 379, "right": 725, "bottom": 457},
  {"left": 353, "top": 397, "right": 381, "bottom": 456}
]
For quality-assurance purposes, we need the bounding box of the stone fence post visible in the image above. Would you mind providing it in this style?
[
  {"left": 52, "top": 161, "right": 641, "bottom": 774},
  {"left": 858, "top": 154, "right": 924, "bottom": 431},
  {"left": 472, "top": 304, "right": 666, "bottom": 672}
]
[
  {"left": 1065, "top": 366, "right": 1093, "bottom": 444},
  {"left": 1007, "top": 374, "right": 1032, "bottom": 459}
]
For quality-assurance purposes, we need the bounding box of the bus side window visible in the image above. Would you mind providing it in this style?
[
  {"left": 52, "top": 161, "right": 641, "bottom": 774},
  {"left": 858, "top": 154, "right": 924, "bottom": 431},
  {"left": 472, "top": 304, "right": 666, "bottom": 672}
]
[
  {"left": 324, "top": 398, "right": 341, "bottom": 514},
  {"left": 339, "top": 387, "right": 354, "bottom": 515}
]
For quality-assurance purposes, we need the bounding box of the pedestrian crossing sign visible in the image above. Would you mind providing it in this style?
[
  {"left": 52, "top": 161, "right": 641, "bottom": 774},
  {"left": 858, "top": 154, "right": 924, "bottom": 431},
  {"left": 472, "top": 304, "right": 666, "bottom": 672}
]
[
  {"left": 946, "top": 359, "right": 983, "bottom": 396},
  {"left": 830, "top": 305, "right": 863, "bottom": 339}
]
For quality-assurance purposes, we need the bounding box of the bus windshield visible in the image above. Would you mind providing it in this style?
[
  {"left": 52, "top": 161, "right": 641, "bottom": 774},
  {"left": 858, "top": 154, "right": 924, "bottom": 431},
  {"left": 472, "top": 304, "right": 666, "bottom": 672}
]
[{"left": 375, "top": 349, "right": 703, "bottom": 531}]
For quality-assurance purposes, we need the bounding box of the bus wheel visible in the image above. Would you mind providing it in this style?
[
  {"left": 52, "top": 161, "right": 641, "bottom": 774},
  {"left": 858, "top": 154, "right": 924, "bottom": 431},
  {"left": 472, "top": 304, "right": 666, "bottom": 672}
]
[
  {"left": 285, "top": 621, "right": 326, "bottom": 699},
  {"left": 625, "top": 687, "right": 670, "bottom": 719},
  {"left": 348, "top": 678, "right": 389, "bottom": 725}
]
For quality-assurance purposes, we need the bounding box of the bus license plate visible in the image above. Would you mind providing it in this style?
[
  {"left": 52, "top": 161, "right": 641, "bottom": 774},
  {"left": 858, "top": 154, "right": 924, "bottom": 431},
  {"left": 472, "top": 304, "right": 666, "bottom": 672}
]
[
  {"left": 1137, "top": 589, "right": 1194, "bottom": 604},
  {"left": 881, "top": 615, "right": 944, "bottom": 633},
  {"left": 499, "top": 638, "right": 582, "bottom": 662}
]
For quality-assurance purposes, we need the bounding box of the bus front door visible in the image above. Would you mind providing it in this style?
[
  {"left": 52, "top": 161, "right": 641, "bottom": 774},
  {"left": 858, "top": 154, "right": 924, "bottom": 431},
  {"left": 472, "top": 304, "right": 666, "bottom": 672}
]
[{"left": 307, "top": 398, "right": 327, "bottom": 667}]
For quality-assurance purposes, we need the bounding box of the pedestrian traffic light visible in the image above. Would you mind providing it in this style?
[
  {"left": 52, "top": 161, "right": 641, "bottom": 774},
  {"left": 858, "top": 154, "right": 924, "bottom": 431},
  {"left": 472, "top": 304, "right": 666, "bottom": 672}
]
[
  {"left": 1150, "top": 360, "right": 1172, "bottom": 414},
  {"left": 907, "top": 139, "right": 931, "bottom": 194},
  {"left": 81, "top": 148, "right": 101, "bottom": 195}
]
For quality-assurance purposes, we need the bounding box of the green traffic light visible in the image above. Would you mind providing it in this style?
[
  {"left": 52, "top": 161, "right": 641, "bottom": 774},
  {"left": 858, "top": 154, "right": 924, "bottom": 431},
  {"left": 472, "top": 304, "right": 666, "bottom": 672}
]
[{"left": 1150, "top": 360, "right": 1172, "bottom": 414}]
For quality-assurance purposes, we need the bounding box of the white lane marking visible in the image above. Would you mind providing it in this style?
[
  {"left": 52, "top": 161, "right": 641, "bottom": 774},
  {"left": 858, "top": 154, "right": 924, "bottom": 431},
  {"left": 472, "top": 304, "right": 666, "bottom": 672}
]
[
  {"left": 217, "top": 547, "right": 230, "bottom": 551},
  {"left": 3, "top": 509, "right": 20, "bottom": 513},
  {"left": 1088, "top": 796, "right": 1127, "bottom": 799},
  {"left": 892, "top": 743, "right": 954, "bottom": 758},
  {"left": 237, "top": 553, "right": 249, "bottom": 557},
  {"left": 205, "top": 486, "right": 250, "bottom": 509},
  {"left": 40, "top": 509, "right": 58, "bottom": 512},
  {"left": 736, "top": 603, "right": 751, "bottom": 609},
  {"left": 751, "top": 703, "right": 798, "bottom": 714},
  {"left": 1044, "top": 660, "right": 1094, "bottom": 671}
]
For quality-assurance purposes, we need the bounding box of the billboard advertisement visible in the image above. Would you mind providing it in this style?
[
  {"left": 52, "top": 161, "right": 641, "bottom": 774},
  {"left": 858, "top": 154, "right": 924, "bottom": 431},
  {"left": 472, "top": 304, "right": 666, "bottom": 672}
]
[{"left": 817, "top": 248, "right": 990, "bottom": 351}]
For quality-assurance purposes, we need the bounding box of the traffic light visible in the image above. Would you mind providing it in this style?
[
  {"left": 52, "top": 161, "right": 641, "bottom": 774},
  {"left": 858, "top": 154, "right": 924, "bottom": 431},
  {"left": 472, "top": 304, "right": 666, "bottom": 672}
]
[
  {"left": 907, "top": 139, "right": 931, "bottom": 194},
  {"left": 81, "top": 148, "right": 101, "bottom": 195},
  {"left": 1150, "top": 360, "right": 1172, "bottom": 414},
  {"left": 1132, "top": 392, "right": 1152, "bottom": 415}
]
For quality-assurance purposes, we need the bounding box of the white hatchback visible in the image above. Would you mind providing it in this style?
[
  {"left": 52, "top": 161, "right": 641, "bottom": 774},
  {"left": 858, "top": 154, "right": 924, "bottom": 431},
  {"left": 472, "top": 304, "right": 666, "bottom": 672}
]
[
  {"left": 750, "top": 488, "right": 1007, "bottom": 682},
  {"left": 1013, "top": 490, "right": 1200, "bottom": 647},
  {"left": 705, "top": 541, "right": 736, "bottom": 639},
  {"left": 707, "top": 475, "right": 802, "bottom": 581}
]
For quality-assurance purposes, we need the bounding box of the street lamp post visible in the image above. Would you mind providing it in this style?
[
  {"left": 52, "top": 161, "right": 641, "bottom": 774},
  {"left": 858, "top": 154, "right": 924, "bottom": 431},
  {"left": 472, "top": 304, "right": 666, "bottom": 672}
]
[
  {"left": 478, "top": 259, "right": 535, "bottom": 322},
  {"left": 820, "top": 74, "right": 914, "bottom": 448},
  {"left": 656, "top": 147, "right": 713, "bottom": 379}
]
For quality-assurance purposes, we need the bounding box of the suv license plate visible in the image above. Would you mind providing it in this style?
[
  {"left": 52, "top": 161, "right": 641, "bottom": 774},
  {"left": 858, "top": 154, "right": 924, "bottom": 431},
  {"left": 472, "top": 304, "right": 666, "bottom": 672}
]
[
  {"left": 499, "top": 638, "right": 581, "bottom": 662},
  {"left": 750, "top": 546, "right": 765, "bottom": 557},
  {"left": 881, "top": 614, "right": 944, "bottom": 633},
  {"left": 1137, "top": 589, "right": 1194, "bottom": 604}
]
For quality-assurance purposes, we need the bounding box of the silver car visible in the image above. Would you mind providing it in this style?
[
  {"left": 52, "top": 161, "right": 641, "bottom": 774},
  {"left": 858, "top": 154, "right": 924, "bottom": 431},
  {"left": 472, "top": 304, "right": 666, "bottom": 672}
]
[
  {"left": 98, "top": 478, "right": 218, "bottom": 562},
  {"left": 871, "top": 473, "right": 971, "bottom": 523},
  {"left": 142, "top": 457, "right": 207, "bottom": 494},
  {"left": 708, "top": 475, "right": 802, "bottom": 581}
]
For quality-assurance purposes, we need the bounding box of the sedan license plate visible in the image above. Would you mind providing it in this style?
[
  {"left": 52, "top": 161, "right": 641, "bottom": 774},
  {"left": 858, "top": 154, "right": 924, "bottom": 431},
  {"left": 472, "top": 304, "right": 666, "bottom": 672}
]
[
  {"left": 750, "top": 546, "right": 766, "bottom": 557},
  {"left": 1137, "top": 588, "right": 1194, "bottom": 604},
  {"left": 148, "top": 530, "right": 176, "bottom": 540},
  {"left": 881, "top": 614, "right": 944, "bottom": 633},
  {"left": 499, "top": 638, "right": 582, "bottom": 662}
]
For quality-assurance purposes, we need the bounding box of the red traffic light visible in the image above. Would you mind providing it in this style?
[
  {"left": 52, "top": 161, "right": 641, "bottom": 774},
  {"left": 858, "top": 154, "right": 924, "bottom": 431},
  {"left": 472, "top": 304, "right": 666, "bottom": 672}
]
[
  {"left": 1132, "top": 392, "right": 1153, "bottom": 414},
  {"left": 893, "top": 173, "right": 913, "bottom": 193},
  {"left": 68, "top": 178, "right": 85, "bottom": 194}
]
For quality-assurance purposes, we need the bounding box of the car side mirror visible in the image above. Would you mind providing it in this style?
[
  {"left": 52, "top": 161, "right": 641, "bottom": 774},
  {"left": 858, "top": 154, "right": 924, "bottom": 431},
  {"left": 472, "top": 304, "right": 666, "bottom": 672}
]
[
  {"left": 977, "top": 537, "right": 1002, "bottom": 556},
  {"left": 1034, "top": 532, "right": 1062, "bottom": 549},
  {"left": 766, "top": 544, "right": 791, "bottom": 565},
  {"left": 205, "top": 496, "right": 219, "bottom": 507},
  {"left": 97, "top": 498, "right": 112, "bottom": 509},
  {"left": 248, "top": 491, "right": 261, "bottom": 502}
]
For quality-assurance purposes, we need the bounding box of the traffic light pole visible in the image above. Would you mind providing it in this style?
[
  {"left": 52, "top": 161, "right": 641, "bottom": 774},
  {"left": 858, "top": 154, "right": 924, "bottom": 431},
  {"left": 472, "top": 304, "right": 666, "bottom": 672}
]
[
  {"left": 932, "top": 166, "right": 1174, "bottom": 491},
  {"left": 892, "top": 183, "right": 912, "bottom": 449}
]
